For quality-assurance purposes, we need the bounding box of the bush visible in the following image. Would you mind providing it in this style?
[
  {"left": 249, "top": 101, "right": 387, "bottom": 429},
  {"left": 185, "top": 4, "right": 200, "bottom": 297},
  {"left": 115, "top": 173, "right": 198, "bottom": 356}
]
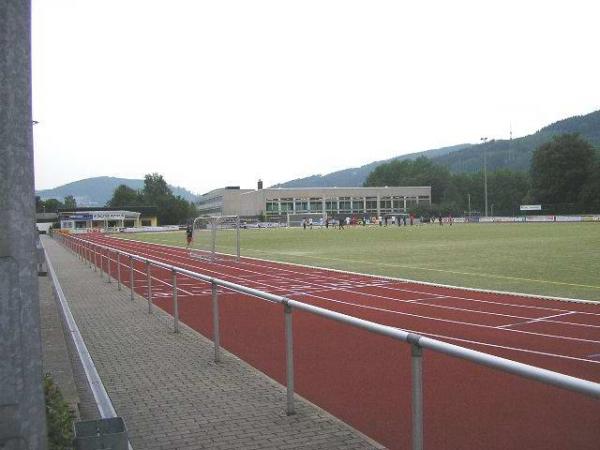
[{"left": 44, "top": 373, "right": 75, "bottom": 449}]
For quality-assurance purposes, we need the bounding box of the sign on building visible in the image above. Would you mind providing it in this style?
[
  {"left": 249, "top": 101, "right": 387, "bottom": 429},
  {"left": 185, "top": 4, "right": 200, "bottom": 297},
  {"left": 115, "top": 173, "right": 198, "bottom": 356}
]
[{"left": 520, "top": 204, "right": 542, "bottom": 211}]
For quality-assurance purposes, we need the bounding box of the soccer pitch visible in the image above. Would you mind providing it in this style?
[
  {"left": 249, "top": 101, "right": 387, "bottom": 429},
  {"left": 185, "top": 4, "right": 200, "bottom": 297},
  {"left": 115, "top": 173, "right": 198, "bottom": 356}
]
[{"left": 121, "top": 222, "right": 600, "bottom": 301}]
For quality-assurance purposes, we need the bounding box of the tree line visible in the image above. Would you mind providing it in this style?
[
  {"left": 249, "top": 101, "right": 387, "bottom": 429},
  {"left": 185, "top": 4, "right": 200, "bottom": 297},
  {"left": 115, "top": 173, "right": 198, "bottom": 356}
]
[
  {"left": 106, "top": 173, "right": 198, "bottom": 225},
  {"left": 364, "top": 133, "right": 600, "bottom": 217},
  {"left": 36, "top": 195, "right": 77, "bottom": 213},
  {"left": 36, "top": 173, "right": 199, "bottom": 225}
]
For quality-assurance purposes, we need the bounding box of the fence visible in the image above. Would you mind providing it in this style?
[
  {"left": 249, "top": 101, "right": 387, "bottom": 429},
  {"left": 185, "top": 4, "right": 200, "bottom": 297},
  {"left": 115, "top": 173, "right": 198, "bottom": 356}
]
[{"left": 55, "top": 233, "right": 600, "bottom": 450}]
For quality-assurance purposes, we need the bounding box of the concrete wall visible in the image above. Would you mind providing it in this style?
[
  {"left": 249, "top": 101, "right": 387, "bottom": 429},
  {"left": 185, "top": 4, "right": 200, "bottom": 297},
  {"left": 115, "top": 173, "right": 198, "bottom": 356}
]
[{"left": 0, "top": 1, "right": 47, "bottom": 447}]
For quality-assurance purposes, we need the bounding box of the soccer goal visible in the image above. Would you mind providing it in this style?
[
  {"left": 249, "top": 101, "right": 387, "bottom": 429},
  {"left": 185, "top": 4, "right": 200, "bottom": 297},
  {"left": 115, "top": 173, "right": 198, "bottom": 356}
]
[
  {"left": 191, "top": 215, "right": 240, "bottom": 261},
  {"left": 287, "top": 212, "right": 327, "bottom": 227}
]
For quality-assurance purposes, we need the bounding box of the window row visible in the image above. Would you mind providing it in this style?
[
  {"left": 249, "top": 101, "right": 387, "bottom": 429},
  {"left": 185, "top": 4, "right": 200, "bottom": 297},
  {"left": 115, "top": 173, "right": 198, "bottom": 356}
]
[{"left": 265, "top": 196, "right": 430, "bottom": 214}]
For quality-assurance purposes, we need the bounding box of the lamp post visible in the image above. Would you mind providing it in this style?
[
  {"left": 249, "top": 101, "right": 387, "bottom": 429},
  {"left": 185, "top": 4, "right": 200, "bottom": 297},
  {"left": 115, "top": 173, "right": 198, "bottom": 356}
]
[{"left": 481, "top": 137, "right": 489, "bottom": 216}]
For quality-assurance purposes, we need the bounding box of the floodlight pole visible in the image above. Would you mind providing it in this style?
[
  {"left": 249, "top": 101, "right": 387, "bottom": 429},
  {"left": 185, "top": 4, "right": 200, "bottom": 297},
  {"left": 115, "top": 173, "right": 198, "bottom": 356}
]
[
  {"left": 481, "top": 137, "right": 489, "bottom": 217},
  {"left": 467, "top": 193, "right": 471, "bottom": 218}
]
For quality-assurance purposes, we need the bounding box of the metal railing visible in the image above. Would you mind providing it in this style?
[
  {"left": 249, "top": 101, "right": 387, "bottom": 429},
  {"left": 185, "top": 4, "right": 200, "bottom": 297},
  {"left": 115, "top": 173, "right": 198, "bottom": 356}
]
[
  {"left": 43, "top": 240, "right": 134, "bottom": 450},
  {"left": 56, "top": 233, "right": 600, "bottom": 450}
]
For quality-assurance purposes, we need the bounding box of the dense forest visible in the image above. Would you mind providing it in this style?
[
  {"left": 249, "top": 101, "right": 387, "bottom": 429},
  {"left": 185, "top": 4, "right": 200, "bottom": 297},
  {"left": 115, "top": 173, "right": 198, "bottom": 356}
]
[
  {"left": 364, "top": 134, "right": 600, "bottom": 216},
  {"left": 277, "top": 109, "right": 600, "bottom": 188}
]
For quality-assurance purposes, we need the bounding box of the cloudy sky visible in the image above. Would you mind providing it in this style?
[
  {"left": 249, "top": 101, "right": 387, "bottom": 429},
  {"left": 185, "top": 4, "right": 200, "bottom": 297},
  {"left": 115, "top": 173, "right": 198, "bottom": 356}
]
[{"left": 32, "top": 0, "right": 600, "bottom": 194}]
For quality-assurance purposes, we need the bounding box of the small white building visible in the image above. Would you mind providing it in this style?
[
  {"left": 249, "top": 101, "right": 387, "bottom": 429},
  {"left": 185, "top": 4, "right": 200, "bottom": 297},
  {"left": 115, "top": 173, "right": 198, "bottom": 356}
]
[{"left": 59, "top": 210, "right": 141, "bottom": 232}]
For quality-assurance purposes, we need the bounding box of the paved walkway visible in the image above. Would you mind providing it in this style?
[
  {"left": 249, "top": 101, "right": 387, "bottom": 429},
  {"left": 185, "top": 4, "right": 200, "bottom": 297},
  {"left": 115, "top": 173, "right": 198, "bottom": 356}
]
[{"left": 42, "top": 236, "right": 381, "bottom": 449}]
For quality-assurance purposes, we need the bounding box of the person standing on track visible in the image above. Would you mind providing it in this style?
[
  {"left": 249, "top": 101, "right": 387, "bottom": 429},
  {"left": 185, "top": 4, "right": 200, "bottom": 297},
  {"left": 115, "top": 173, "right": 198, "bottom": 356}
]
[{"left": 186, "top": 224, "right": 193, "bottom": 248}]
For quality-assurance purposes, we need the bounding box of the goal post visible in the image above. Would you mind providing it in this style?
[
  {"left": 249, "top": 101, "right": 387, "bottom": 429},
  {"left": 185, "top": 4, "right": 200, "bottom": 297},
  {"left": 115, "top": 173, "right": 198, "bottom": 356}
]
[
  {"left": 286, "top": 212, "right": 327, "bottom": 227},
  {"left": 191, "top": 215, "right": 240, "bottom": 261}
]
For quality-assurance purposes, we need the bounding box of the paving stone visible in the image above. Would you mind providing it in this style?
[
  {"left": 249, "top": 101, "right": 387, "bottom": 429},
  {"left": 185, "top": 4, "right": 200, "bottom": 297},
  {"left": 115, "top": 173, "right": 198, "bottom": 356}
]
[{"left": 42, "top": 236, "right": 383, "bottom": 449}]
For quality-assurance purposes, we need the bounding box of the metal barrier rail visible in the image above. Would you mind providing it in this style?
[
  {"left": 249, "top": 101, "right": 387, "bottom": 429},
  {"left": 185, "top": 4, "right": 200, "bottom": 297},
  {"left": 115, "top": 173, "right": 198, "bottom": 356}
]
[
  {"left": 43, "top": 240, "right": 134, "bottom": 450},
  {"left": 56, "top": 233, "right": 600, "bottom": 450}
]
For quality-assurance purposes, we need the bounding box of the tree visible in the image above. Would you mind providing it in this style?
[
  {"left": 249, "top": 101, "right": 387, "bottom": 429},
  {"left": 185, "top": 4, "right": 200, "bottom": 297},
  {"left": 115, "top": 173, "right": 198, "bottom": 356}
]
[
  {"left": 63, "top": 195, "right": 77, "bottom": 209},
  {"left": 35, "top": 196, "right": 43, "bottom": 213},
  {"left": 578, "top": 157, "right": 600, "bottom": 213},
  {"left": 106, "top": 185, "right": 143, "bottom": 208},
  {"left": 142, "top": 173, "right": 172, "bottom": 203},
  {"left": 530, "top": 134, "right": 595, "bottom": 205},
  {"left": 364, "top": 156, "right": 452, "bottom": 203},
  {"left": 43, "top": 198, "right": 64, "bottom": 213}
]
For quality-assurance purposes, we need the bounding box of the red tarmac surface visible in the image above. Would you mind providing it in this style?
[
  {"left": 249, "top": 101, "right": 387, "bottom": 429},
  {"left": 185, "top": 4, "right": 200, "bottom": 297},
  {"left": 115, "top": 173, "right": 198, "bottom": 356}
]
[{"left": 67, "top": 234, "right": 599, "bottom": 450}]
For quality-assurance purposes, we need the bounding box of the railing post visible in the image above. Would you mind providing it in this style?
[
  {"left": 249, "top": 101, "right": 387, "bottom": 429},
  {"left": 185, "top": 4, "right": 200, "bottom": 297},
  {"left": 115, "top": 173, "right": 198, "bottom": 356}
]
[
  {"left": 87, "top": 244, "right": 92, "bottom": 268},
  {"left": 146, "top": 261, "right": 152, "bottom": 313},
  {"left": 99, "top": 247, "right": 104, "bottom": 279},
  {"left": 284, "top": 301, "right": 295, "bottom": 415},
  {"left": 129, "top": 256, "right": 134, "bottom": 301},
  {"left": 116, "top": 252, "right": 121, "bottom": 290},
  {"left": 212, "top": 281, "right": 220, "bottom": 362},
  {"left": 172, "top": 269, "right": 179, "bottom": 333},
  {"left": 106, "top": 248, "right": 111, "bottom": 283},
  {"left": 236, "top": 216, "right": 241, "bottom": 261},
  {"left": 93, "top": 245, "right": 97, "bottom": 271},
  {"left": 410, "top": 336, "right": 424, "bottom": 450}
]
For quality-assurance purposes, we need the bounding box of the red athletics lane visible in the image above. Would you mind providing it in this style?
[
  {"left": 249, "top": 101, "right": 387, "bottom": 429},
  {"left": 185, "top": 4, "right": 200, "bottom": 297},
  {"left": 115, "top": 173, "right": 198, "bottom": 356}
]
[{"left": 73, "top": 234, "right": 600, "bottom": 450}]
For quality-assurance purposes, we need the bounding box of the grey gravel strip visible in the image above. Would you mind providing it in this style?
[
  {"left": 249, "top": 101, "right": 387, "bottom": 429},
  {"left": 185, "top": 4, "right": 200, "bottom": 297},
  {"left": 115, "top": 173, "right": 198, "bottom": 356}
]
[{"left": 42, "top": 236, "right": 383, "bottom": 450}]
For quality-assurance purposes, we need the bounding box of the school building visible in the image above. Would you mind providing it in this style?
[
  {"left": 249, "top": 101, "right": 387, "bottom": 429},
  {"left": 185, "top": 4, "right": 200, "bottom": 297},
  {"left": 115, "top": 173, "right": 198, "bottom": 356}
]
[{"left": 197, "top": 181, "right": 431, "bottom": 218}]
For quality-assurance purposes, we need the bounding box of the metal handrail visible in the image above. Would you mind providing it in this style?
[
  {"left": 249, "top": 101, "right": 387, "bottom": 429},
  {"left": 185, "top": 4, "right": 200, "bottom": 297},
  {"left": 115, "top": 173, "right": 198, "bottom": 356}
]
[{"left": 56, "top": 233, "right": 600, "bottom": 450}]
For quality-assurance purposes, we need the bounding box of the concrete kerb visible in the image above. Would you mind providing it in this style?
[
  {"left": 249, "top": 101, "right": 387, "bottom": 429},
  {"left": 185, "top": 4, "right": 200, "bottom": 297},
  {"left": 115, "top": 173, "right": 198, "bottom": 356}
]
[{"left": 52, "top": 235, "right": 385, "bottom": 449}]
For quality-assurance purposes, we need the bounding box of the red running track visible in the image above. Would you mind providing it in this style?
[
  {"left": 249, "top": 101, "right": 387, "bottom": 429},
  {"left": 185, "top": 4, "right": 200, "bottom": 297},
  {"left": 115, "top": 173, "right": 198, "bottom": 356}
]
[{"left": 71, "top": 234, "right": 600, "bottom": 450}]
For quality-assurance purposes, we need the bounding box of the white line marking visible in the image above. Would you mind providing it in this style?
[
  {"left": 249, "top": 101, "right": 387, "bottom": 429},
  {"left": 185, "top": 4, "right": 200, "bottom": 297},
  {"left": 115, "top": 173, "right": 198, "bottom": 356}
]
[
  {"left": 114, "top": 233, "right": 600, "bottom": 304},
  {"left": 498, "top": 312, "right": 578, "bottom": 329},
  {"left": 95, "top": 237, "right": 600, "bottom": 347}
]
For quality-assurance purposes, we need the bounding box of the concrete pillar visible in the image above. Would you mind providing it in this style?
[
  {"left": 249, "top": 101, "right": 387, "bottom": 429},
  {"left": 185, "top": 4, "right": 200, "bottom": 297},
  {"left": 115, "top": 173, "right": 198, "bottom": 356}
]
[{"left": 0, "top": 1, "right": 48, "bottom": 448}]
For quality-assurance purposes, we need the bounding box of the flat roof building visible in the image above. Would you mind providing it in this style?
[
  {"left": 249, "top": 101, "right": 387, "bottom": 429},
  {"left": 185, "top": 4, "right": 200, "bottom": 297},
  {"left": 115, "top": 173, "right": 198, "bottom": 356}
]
[
  {"left": 197, "top": 182, "right": 431, "bottom": 218},
  {"left": 57, "top": 206, "right": 159, "bottom": 231}
]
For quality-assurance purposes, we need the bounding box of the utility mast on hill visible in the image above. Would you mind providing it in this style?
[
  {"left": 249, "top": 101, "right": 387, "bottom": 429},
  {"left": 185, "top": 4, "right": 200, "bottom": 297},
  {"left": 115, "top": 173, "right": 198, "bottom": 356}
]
[{"left": 508, "top": 122, "right": 513, "bottom": 164}]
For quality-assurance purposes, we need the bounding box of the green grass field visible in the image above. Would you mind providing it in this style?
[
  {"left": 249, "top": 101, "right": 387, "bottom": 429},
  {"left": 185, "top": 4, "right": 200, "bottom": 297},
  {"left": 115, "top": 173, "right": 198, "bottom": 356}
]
[{"left": 122, "top": 222, "right": 600, "bottom": 301}]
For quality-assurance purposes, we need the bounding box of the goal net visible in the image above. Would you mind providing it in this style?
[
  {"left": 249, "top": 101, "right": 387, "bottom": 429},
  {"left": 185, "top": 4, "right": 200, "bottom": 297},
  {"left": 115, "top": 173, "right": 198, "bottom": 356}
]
[
  {"left": 287, "top": 212, "right": 327, "bottom": 227},
  {"left": 191, "top": 215, "right": 240, "bottom": 261}
]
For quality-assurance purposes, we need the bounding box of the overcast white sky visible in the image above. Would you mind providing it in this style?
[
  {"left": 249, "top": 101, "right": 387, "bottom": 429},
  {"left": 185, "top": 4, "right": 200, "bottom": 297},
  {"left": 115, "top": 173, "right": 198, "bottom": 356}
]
[{"left": 32, "top": 0, "right": 600, "bottom": 194}]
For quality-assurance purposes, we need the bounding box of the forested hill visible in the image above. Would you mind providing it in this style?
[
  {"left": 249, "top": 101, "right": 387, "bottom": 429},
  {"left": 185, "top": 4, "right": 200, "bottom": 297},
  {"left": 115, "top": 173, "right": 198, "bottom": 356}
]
[
  {"left": 272, "top": 144, "right": 472, "bottom": 188},
  {"left": 36, "top": 176, "right": 198, "bottom": 206},
  {"left": 273, "top": 109, "right": 600, "bottom": 188},
  {"left": 433, "top": 109, "right": 600, "bottom": 174}
]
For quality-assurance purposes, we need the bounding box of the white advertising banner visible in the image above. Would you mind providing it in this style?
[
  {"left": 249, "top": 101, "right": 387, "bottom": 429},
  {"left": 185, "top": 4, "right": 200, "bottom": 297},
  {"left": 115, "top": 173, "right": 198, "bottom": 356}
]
[
  {"left": 520, "top": 204, "right": 542, "bottom": 211},
  {"left": 92, "top": 212, "right": 125, "bottom": 220},
  {"left": 555, "top": 216, "right": 582, "bottom": 222},
  {"left": 525, "top": 215, "right": 555, "bottom": 222}
]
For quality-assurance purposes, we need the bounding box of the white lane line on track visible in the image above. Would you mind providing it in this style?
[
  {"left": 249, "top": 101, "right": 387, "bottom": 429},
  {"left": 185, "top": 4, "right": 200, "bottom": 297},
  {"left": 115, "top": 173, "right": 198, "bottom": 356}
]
[
  {"left": 498, "top": 312, "right": 578, "bottom": 329},
  {"left": 399, "top": 327, "right": 600, "bottom": 365},
  {"left": 139, "top": 240, "right": 593, "bottom": 325},
  {"left": 199, "top": 255, "right": 600, "bottom": 329},
  {"left": 369, "top": 283, "right": 600, "bottom": 316},
  {"left": 95, "top": 237, "right": 600, "bottom": 347},
  {"left": 115, "top": 234, "right": 600, "bottom": 304},
  {"left": 238, "top": 259, "right": 600, "bottom": 317},
  {"left": 115, "top": 259, "right": 195, "bottom": 296}
]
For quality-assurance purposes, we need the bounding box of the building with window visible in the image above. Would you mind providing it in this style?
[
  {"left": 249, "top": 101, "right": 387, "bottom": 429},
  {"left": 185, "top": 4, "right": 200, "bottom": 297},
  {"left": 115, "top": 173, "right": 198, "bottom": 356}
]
[
  {"left": 57, "top": 206, "right": 158, "bottom": 230},
  {"left": 197, "top": 182, "right": 431, "bottom": 218}
]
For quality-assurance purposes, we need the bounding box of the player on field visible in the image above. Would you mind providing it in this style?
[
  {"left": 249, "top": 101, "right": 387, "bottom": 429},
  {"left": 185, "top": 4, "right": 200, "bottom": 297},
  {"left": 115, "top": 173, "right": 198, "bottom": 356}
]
[{"left": 186, "top": 224, "right": 193, "bottom": 248}]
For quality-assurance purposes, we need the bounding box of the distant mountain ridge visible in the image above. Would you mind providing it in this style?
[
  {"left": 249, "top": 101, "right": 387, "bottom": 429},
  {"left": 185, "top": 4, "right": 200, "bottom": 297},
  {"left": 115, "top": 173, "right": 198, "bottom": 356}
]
[
  {"left": 273, "top": 109, "right": 600, "bottom": 188},
  {"left": 36, "top": 176, "right": 198, "bottom": 206},
  {"left": 272, "top": 144, "right": 473, "bottom": 188}
]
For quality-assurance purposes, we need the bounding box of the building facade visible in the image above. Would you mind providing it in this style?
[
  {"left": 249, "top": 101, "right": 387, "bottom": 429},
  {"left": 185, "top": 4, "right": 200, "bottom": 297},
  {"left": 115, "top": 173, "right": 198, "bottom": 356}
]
[
  {"left": 57, "top": 206, "right": 158, "bottom": 230},
  {"left": 197, "top": 184, "right": 431, "bottom": 218}
]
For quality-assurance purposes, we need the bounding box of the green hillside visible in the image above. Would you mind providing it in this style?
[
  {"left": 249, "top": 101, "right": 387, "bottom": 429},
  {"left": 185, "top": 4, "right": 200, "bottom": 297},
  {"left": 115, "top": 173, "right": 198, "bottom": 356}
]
[
  {"left": 36, "top": 176, "right": 198, "bottom": 206},
  {"left": 274, "top": 109, "right": 600, "bottom": 187},
  {"left": 273, "top": 144, "right": 472, "bottom": 188},
  {"left": 433, "top": 110, "right": 600, "bottom": 173}
]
